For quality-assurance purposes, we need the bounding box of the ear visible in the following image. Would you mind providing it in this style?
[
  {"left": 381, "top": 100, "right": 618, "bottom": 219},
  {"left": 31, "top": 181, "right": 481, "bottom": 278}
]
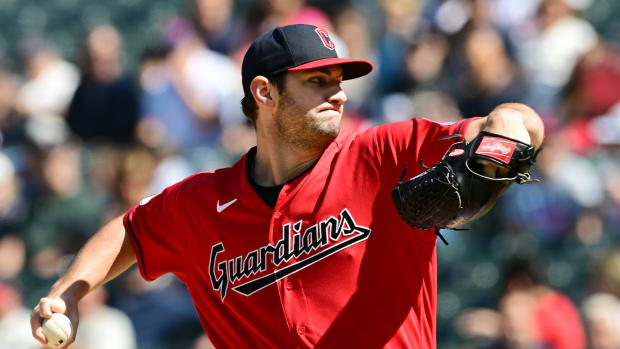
[{"left": 250, "top": 76, "right": 277, "bottom": 111}]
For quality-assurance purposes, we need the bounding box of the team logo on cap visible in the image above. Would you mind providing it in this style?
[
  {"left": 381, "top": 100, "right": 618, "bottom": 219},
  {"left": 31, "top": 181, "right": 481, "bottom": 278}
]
[{"left": 315, "top": 27, "right": 335, "bottom": 50}]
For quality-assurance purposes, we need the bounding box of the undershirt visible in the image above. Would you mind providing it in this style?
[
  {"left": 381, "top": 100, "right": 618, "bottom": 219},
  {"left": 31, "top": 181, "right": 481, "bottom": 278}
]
[
  {"left": 248, "top": 176, "right": 283, "bottom": 209},
  {"left": 246, "top": 147, "right": 316, "bottom": 209}
]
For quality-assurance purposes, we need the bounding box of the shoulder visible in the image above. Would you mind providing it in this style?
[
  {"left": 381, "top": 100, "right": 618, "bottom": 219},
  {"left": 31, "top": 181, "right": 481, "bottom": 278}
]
[
  {"left": 347, "top": 118, "right": 448, "bottom": 144},
  {"left": 175, "top": 165, "right": 238, "bottom": 192}
]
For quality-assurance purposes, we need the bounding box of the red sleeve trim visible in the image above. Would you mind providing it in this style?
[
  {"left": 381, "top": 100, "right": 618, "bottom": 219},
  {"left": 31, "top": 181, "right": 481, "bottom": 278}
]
[
  {"left": 123, "top": 206, "right": 155, "bottom": 281},
  {"left": 458, "top": 117, "right": 480, "bottom": 137}
]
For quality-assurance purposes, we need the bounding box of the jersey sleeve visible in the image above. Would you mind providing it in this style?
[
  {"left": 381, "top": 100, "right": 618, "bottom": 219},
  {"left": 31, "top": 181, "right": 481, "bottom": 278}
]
[
  {"left": 123, "top": 180, "right": 188, "bottom": 281},
  {"left": 363, "top": 117, "right": 478, "bottom": 182}
]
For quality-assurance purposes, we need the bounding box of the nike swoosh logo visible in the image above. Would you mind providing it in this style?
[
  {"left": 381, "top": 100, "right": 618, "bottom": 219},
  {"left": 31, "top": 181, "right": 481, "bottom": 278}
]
[{"left": 217, "top": 198, "right": 237, "bottom": 213}]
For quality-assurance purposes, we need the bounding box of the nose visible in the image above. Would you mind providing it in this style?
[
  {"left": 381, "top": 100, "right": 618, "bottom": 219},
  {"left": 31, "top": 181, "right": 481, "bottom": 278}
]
[{"left": 328, "top": 87, "right": 347, "bottom": 106}]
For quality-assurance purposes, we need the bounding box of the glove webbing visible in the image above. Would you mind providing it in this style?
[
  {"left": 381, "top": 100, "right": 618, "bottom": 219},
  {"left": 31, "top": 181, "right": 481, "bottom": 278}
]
[{"left": 397, "top": 167, "right": 459, "bottom": 246}]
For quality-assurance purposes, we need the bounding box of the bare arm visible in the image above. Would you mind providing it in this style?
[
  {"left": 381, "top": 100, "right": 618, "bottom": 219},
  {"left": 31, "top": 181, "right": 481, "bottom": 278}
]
[
  {"left": 30, "top": 214, "right": 137, "bottom": 347},
  {"left": 465, "top": 103, "right": 544, "bottom": 148}
]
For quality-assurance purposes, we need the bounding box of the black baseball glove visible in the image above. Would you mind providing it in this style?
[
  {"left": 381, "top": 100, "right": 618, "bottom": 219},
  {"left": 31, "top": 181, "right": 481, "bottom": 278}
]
[{"left": 392, "top": 131, "right": 540, "bottom": 236}]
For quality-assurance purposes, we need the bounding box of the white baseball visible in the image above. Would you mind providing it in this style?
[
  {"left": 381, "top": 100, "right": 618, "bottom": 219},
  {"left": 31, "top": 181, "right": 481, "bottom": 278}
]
[{"left": 41, "top": 313, "right": 73, "bottom": 348}]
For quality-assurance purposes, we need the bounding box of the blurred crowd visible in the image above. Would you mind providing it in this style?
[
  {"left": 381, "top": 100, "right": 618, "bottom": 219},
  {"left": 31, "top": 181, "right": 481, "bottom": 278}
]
[{"left": 0, "top": 0, "right": 620, "bottom": 348}]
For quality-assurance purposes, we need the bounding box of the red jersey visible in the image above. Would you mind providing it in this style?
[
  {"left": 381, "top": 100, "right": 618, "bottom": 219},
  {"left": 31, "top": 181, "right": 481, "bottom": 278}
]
[{"left": 124, "top": 118, "right": 473, "bottom": 348}]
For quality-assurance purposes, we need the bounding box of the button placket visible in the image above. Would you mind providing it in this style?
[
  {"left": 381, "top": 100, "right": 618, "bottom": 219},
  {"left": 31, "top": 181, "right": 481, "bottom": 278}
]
[{"left": 273, "top": 184, "right": 287, "bottom": 219}]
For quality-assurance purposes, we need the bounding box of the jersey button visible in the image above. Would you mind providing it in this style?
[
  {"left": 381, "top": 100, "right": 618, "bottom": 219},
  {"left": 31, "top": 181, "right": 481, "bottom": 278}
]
[
  {"left": 286, "top": 281, "right": 293, "bottom": 290},
  {"left": 297, "top": 326, "right": 306, "bottom": 336},
  {"left": 274, "top": 211, "right": 281, "bottom": 219}
]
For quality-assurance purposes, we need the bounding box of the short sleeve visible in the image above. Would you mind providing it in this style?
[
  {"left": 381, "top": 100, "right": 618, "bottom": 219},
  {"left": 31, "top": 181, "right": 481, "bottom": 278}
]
[
  {"left": 361, "top": 117, "right": 477, "bottom": 182},
  {"left": 123, "top": 181, "right": 188, "bottom": 281}
]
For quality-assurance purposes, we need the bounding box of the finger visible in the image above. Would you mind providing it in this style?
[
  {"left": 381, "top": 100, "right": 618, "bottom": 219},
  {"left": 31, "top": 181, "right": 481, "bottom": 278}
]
[
  {"left": 36, "top": 327, "right": 48, "bottom": 345},
  {"left": 30, "top": 311, "right": 47, "bottom": 344},
  {"left": 39, "top": 299, "right": 53, "bottom": 318},
  {"left": 39, "top": 297, "right": 67, "bottom": 317},
  {"left": 50, "top": 299, "right": 67, "bottom": 314}
]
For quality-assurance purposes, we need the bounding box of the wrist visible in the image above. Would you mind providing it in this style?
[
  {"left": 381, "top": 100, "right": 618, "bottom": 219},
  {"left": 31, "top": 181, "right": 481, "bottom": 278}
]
[
  {"left": 485, "top": 103, "right": 544, "bottom": 148},
  {"left": 49, "top": 280, "right": 90, "bottom": 304},
  {"left": 484, "top": 107, "right": 531, "bottom": 145}
]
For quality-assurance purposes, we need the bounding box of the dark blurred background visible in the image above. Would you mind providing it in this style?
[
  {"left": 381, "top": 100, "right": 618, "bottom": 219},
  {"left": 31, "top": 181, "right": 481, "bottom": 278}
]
[{"left": 1, "top": 0, "right": 620, "bottom": 348}]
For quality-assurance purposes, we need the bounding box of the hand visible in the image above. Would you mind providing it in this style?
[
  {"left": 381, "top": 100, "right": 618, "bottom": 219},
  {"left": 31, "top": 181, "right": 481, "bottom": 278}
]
[
  {"left": 465, "top": 103, "right": 544, "bottom": 148},
  {"left": 31, "top": 296, "right": 79, "bottom": 348},
  {"left": 484, "top": 105, "right": 531, "bottom": 145},
  {"left": 478, "top": 104, "right": 543, "bottom": 178}
]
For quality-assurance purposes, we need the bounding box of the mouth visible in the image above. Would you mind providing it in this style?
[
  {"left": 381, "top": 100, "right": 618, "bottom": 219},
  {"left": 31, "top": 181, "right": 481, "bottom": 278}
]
[
  {"left": 319, "top": 105, "right": 343, "bottom": 117},
  {"left": 319, "top": 110, "right": 342, "bottom": 120}
]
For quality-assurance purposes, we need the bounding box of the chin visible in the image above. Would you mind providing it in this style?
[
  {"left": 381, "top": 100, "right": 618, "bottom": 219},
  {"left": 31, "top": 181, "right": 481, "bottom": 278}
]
[
  {"left": 316, "top": 119, "right": 341, "bottom": 137},
  {"left": 303, "top": 121, "right": 338, "bottom": 149}
]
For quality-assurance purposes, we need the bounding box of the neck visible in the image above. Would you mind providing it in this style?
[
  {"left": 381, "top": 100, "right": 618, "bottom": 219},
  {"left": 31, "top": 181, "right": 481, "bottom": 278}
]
[{"left": 252, "top": 134, "right": 325, "bottom": 186}]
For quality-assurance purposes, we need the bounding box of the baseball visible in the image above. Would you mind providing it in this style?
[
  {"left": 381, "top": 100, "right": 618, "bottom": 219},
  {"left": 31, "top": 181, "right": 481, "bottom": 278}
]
[{"left": 41, "top": 313, "right": 73, "bottom": 348}]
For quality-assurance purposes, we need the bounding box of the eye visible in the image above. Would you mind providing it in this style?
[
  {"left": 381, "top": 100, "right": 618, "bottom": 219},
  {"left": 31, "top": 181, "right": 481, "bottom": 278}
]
[{"left": 308, "top": 76, "right": 326, "bottom": 85}]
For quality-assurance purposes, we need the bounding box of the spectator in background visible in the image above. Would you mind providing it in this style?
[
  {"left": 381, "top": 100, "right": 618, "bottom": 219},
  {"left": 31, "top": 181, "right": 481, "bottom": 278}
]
[
  {"left": 560, "top": 41, "right": 620, "bottom": 153},
  {"left": 403, "top": 31, "right": 463, "bottom": 124},
  {"left": 0, "top": 152, "right": 28, "bottom": 287},
  {"left": 564, "top": 41, "right": 620, "bottom": 121},
  {"left": 405, "top": 30, "right": 451, "bottom": 95},
  {"left": 236, "top": 0, "right": 346, "bottom": 64},
  {"left": 497, "top": 129, "right": 602, "bottom": 241},
  {"left": 517, "top": 0, "right": 598, "bottom": 115},
  {"left": 114, "top": 270, "right": 203, "bottom": 349},
  {"left": 66, "top": 25, "right": 140, "bottom": 144},
  {"left": 499, "top": 260, "right": 585, "bottom": 349},
  {"left": 489, "top": 0, "right": 541, "bottom": 33},
  {"left": 376, "top": 26, "right": 462, "bottom": 125},
  {"left": 597, "top": 249, "right": 620, "bottom": 298},
  {"left": 457, "top": 259, "right": 585, "bottom": 349},
  {"left": 113, "top": 147, "right": 158, "bottom": 216},
  {"left": 0, "top": 151, "right": 27, "bottom": 236},
  {"left": 0, "top": 235, "right": 26, "bottom": 282},
  {"left": 234, "top": 0, "right": 335, "bottom": 42},
  {"left": 375, "top": 0, "right": 424, "bottom": 96},
  {"left": 0, "top": 282, "right": 39, "bottom": 349},
  {"left": 268, "top": 0, "right": 333, "bottom": 29},
  {"left": 456, "top": 27, "right": 525, "bottom": 117},
  {"left": 581, "top": 293, "right": 620, "bottom": 349},
  {"left": 0, "top": 64, "right": 24, "bottom": 148},
  {"left": 137, "top": 17, "right": 244, "bottom": 167},
  {"left": 15, "top": 37, "right": 79, "bottom": 119},
  {"left": 333, "top": 5, "right": 377, "bottom": 113},
  {"left": 75, "top": 287, "right": 136, "bottom": 349},
  {"left": 190, "top": 0, "right": 242, "bottom": 56},
  {"left": 25, "top": 143, "right": 104, "bottom": 274}
]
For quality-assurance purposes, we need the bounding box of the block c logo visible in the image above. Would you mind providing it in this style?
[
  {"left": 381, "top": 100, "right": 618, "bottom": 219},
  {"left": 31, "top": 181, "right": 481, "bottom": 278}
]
[{"left": 315, "top": 28, "right": 335, "bottom": 50}]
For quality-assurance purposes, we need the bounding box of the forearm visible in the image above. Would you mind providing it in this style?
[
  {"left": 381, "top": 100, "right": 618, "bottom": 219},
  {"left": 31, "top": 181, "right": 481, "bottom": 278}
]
[{"left": 48, "top": 215, "right": 137, "bottom": 302}]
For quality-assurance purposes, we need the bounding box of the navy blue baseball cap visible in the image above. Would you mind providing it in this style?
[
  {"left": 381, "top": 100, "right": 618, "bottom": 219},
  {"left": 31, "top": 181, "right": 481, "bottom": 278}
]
[{"left": 242, "top": 24, "right": 373, "bottom": 98}]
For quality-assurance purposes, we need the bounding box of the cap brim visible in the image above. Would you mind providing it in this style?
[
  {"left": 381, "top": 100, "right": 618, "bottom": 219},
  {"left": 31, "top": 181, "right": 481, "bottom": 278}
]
[{"left": 288, "top": 58, "right": 373, "bottom": 80}]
